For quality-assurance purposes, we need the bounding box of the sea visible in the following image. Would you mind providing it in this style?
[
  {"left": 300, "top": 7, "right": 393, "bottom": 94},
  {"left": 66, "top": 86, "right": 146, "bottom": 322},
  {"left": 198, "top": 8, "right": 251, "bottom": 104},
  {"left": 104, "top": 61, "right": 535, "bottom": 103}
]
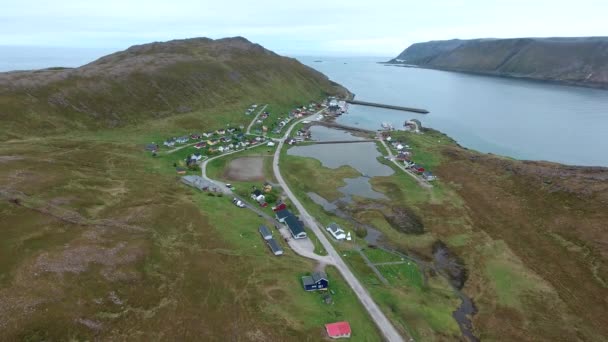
[
  {"left": 297, "top": 56, "right": 608, "bottom": 167},
  {"left": 2, "top": 47, "right": 607, "bottom": 166}
]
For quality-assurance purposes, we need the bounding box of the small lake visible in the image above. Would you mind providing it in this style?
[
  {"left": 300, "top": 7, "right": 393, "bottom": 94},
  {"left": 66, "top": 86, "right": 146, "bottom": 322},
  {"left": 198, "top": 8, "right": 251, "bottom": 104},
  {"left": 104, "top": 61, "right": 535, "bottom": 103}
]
[
  {"left": 288, "top": 126, "right": 393, "bottom": 201},
  {"left": 297, "top": 56, "right": 608, "bottom": 167}
]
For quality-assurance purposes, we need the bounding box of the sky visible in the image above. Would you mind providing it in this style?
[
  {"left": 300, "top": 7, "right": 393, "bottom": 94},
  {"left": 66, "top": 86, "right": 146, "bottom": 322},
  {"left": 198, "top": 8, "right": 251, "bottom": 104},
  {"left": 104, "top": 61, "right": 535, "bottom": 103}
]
[{"left": 1, "top": 0, "right": 607, "bottom": 56}]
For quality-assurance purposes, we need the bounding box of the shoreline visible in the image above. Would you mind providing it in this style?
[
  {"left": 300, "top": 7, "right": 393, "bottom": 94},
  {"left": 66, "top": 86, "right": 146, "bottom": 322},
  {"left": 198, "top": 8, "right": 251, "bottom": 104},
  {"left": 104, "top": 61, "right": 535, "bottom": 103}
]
[{"left": 380, "top": 62, "right": 608, "bottom": 91}]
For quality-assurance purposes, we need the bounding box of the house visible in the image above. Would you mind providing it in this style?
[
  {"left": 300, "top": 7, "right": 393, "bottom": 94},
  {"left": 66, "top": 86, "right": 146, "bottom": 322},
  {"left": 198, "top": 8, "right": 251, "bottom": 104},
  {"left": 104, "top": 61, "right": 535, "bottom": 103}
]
[
  {"left": 267, "top": 141, "right": 276, "bottom": 147},
  {"left": 207, "top": 139, "right": 218, "bottom": 146},
  {"left": 301, "top": 271, "right": 328, "bottom": 291},
  {"left": 176, "top": 136, "right": 189, "bottom": 144},
  {"left": 263, "top": 183, "right": 273, "bottom": 193},
  {"left": 273, "top": 203, "right": 287, "bottom": 212},
  {"left": 410, "top": 164, "right": 425, "bottom": 174},
  {"left": 395, "top": 152, "right": 411, "bottom": 162},
  {"left": 422, "top": 171, "right": 437, "bottom": 181},
  {"left": 216, "top": 129, "right": 226, "bottom": 135},
  {"left": 326, "top": 223, "right": 347, "bottom": 240},
  {"left": 286, "top": 138, "right": 297, "bottom": 145},
  {"left": 259, "top": 225, "right": 272, "bottom": 240},
  {"left": 275, "top": 209, "right": 292, "bottom": 223},
  {"left": 251, "top": 189, "right": 265, "bottom": 202},
  {"left": 227, "top": 128, "right": 236, "bottom": 133},
  {"left": 266, "top": 238, "right": 283, "bottom": 256},
  {"left": 190, "top": 153, "right": 203, "bottom": 161},
  {"left": 176, "top": 167, "right": 187, "bottom": 175},
  {"left": 325, "top": 322, "right": 351, "bottom": 339},
  {"left": 218, "top": 146, "right": 225, "bottom": 153},
  {"left": 190, "top": 134, "right": 201, "bottom": 140},
  {"left": 255, "top": 136, "right": 263, "bottom": 142},
  {"left": 194, "top": 142, "right": 207, "bottom": 149},
  {"left": 203, "top": 132, "right": 213, "bottom": 138},
  {"left": 285, "top": 215, "right": 307, "bottom": 239},
  {"left": 181, "top": 175, "right": 219, "bottom": 192},
  {"left": 163, "top": 139, "right": 176, "bottom": 147}
]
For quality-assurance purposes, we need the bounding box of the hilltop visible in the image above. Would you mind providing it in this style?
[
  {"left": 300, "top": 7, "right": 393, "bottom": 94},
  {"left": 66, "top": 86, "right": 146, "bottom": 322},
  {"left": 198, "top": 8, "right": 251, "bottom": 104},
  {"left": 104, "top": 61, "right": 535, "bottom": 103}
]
[
  {"left": 389, "top": 37, "right": 608, "bottom": 88},
  {"left": 0, "top": 37, "right": 347, "bottom": 140}
]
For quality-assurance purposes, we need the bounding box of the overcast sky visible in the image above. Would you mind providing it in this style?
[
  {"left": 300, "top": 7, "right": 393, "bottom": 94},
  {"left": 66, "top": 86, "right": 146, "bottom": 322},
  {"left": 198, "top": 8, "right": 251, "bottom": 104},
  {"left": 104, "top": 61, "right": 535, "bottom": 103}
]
[{"left": 1, "top": 0, "right": 607, "bottom": 56}]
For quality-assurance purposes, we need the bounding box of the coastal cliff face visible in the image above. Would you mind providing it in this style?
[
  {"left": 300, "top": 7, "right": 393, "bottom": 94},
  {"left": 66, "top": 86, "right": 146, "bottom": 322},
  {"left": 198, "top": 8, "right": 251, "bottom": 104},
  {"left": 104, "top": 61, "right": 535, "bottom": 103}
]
[{"left": 390, "top": 37, "right": 608, "bottom": 88}]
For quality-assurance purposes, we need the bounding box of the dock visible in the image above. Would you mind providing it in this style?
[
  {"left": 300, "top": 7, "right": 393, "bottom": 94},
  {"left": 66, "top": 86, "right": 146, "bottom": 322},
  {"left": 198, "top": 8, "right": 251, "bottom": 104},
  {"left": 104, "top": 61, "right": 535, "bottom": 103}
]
[
  {"left": 308, "top": 139, "right": 376, "bottom": 145},
  {"left": 306, "top": 121, "right": 376, "bottom": 134},
  {"left": 346, "top": 100, "right": 429, "bottom": 114}
]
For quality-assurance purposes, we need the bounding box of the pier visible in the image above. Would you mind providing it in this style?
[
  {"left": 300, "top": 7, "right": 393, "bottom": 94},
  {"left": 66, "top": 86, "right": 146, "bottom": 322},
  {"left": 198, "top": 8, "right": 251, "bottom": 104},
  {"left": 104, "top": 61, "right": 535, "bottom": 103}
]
[
  {"left": 346, "top": 99, "right": 429, "bottom": 114},
  {"left": 307, "top": 139, "right": 376, "bottom": 145},
  {"left": 306, "top": 121, "right": 376, "bottom": 134}
]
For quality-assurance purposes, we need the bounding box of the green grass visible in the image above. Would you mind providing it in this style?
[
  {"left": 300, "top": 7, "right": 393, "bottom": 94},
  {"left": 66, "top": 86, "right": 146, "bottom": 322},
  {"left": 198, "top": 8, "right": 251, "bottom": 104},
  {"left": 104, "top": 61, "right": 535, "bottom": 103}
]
[
  {"left": 377, "top": 263, "right": 424, "bottom": 288},
  {"left": 362, "top": 248, "right": 405, "bottom": 264}
]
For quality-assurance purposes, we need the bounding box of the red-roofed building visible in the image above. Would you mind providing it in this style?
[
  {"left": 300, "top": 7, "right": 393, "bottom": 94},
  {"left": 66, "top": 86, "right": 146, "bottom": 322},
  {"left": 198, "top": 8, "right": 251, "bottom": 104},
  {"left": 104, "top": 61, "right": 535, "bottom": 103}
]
[{"left": 325, "top": 321, "right": 351, "bottom": 339}]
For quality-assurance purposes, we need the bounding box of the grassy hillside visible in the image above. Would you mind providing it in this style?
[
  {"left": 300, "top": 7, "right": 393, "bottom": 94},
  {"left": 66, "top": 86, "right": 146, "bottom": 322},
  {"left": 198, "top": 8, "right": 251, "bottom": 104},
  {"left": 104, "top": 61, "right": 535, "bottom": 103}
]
[
  {"left": 274, "top": 127, "right": 608, "bottom": 341},
  {"left": 0, "top": 38, "right": 378, "bottom": 340},
  {"left": 0, "top": 37, "right": 347, "bottom": 140},
  {"left": 390, "top": 37, "right": 608, "bottom": 88}
]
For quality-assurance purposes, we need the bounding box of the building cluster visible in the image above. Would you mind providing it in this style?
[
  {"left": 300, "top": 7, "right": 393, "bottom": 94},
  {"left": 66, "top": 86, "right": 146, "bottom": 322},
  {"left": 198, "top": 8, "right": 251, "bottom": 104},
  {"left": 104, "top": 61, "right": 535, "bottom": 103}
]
[
  {"left": 250, "top": 102, "right": 321, "bottom": 136},
  {"left": 383, "top": 132, "right": 437, "bottom": 182}
]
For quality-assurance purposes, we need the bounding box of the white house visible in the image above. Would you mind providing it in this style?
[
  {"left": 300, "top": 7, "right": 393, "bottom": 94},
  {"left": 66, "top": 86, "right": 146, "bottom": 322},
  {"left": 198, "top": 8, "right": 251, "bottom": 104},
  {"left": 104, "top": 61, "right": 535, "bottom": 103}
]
[
  {"left": 327, "top": 223, "right": 346, "bottom": 240},
  {"left": 267, "top": 141, "right": 276, "bottom": 147}
]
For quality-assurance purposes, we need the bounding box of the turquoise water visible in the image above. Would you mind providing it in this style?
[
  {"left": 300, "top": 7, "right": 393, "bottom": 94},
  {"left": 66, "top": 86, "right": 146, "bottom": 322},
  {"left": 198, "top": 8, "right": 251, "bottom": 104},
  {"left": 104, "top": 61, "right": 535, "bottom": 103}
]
[{"left": 298, "top": 56, "right": 608, "bottom": 166}]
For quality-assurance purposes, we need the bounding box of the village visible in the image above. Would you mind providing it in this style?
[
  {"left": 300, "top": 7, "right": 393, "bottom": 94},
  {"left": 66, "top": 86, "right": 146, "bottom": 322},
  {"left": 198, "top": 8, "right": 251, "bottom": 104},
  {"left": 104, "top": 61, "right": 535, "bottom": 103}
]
[{"left": 145, "top": 97, "right": 434, "bottom": 340}]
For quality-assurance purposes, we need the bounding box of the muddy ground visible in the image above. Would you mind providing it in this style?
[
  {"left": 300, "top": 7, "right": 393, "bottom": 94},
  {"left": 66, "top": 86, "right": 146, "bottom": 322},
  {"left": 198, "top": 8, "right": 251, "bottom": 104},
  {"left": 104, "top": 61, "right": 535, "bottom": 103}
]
[{"left": 223, "top": 156, "right": 266, "bottom": 181}]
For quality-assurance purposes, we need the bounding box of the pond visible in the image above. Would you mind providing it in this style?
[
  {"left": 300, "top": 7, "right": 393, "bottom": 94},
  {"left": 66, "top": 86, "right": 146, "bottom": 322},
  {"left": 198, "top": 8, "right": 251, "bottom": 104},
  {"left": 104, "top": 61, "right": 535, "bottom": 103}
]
[{"left": 288, "top": 126, "right": 393, "bottom": 201}]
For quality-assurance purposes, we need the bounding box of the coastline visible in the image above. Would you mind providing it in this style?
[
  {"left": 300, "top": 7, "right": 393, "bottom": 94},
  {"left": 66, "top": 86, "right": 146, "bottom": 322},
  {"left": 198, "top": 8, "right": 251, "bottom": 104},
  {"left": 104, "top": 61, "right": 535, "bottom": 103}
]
[{"left": 380, "top": 62, "right": 608, "bottom": 90}]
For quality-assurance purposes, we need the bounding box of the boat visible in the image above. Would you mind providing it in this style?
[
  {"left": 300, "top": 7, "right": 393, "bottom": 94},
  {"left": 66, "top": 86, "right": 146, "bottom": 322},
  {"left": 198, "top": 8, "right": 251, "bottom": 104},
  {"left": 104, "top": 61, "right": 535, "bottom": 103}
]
[{"left": 381, "top": 122, "right": 394, "bottom": 130}]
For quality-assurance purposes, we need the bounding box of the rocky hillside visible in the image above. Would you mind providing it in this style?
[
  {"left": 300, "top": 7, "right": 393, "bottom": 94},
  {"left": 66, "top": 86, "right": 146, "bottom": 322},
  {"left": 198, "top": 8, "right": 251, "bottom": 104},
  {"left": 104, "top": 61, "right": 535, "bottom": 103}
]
[
  {"left": 389, "top": 37, "right": 608, "bottom": 88},
  {"left": 0, "top": 37, "right": 346, "bottom": 140}
]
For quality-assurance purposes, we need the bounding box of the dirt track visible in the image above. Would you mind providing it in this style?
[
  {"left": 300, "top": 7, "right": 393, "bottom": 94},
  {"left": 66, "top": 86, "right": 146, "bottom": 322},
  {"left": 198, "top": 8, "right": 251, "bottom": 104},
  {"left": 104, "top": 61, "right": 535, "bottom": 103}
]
[{"left": 224, "top": 156, "right": 265, "bottom": 181}]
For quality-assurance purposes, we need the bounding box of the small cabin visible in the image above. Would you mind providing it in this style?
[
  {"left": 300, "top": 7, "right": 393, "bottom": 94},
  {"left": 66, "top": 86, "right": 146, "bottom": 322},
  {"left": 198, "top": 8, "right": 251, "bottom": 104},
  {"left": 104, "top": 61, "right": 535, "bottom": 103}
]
[
  {"left": 266, "top": 238, "right": 283, "bottom": 256},
  {"left": 259, "top": 225, "right": 272, "bottom": 240},
  {"left": 302, "top": 271, "right": 328, "bottom": 291}
]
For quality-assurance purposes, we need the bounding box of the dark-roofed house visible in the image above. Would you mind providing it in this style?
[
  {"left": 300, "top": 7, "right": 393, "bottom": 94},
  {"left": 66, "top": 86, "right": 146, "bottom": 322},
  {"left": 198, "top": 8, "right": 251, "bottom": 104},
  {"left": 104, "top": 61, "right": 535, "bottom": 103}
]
[
  {"left": 301, "top": 271, "right": 328, "bottom": 291},
  {"left": 266, "top": 238, "right": 283, "bottom": 256},
  {"left": 285, "top": 215, "right": 307, "bottom": 239},
  {"left": 275, "top": 209, "right": 293, "bottom": 223},
  {"left": 259, "top": 225, "right": 272, "bottom": 240}
]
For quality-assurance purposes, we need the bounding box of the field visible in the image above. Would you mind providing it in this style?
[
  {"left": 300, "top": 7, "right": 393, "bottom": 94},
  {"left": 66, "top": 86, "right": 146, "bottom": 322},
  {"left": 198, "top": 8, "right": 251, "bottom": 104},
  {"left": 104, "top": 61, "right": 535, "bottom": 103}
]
[{"left": 0, "top": 97, "right": 386, "bottom": 340}]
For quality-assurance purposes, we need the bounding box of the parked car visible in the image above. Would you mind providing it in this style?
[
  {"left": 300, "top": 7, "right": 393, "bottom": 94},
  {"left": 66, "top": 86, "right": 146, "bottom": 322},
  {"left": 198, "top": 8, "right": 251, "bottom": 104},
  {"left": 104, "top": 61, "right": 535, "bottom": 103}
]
[
  {"left": 232, "top": 198, "right": 246, "bottom": 208},
  {"left": 225, "top": 183, "right": 234, "bottom": 189}
]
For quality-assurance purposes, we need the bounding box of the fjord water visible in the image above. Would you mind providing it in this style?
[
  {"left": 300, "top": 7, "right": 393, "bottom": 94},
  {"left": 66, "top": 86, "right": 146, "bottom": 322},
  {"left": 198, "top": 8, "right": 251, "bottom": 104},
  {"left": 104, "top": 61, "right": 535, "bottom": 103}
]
[{"left": 297, "top": 56, "right": 608, "bottom": 167}]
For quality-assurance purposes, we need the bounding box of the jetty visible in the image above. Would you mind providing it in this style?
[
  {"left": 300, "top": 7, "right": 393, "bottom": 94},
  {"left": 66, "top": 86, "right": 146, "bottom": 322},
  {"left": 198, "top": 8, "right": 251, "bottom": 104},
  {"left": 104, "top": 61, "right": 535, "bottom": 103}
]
[
  {"left": 346, "top": 99, "right": 429, "bottom": 114},
  {"left": 308, "top": 139, "right": 376, "bottom": 145},
  {"left": 306, "top": 121, "right": 375, "bottom": 134}
]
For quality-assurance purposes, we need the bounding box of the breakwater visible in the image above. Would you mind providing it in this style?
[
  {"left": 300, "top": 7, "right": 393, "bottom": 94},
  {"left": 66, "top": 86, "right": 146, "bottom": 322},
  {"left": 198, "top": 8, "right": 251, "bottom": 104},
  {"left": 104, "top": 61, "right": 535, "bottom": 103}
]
[{"left": 347, "top": 99, "right": 429, "bottom": 114}]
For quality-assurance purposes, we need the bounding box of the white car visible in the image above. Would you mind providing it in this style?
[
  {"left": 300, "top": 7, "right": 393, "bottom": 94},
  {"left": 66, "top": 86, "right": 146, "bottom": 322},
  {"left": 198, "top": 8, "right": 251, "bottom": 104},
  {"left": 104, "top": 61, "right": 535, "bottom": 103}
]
[{"left": 232, "top": 198, "right": 246, "bottom": 208}]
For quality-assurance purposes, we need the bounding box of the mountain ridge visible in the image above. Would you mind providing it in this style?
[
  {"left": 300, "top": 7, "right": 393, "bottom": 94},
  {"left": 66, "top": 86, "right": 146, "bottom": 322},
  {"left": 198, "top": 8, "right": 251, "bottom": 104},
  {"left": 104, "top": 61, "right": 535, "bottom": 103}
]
[
  {"left": 0, "top": 37, "right": 347, "bottom": 140},
  {"left": 389, "top": 37, "right": 608, "bottom": 88}
]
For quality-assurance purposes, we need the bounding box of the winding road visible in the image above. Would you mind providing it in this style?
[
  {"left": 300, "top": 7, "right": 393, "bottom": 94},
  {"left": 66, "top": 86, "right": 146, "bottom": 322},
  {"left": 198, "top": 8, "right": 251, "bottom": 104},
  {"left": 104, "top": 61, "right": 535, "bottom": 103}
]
[
  {"left": 201, "top": 107, "right": 407, "bottom": 341},
  {"left": 246, "top": 104, "right": 268, "bottom": 135},
  {"left": 273, "top": 111, "right": 406, "bottom": 342}
]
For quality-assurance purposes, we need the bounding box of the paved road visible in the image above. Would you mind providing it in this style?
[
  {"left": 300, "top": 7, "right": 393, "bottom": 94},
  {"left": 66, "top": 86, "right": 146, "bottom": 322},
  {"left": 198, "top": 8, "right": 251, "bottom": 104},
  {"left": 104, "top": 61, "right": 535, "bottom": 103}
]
[
  {"left": 379, "top": 139, "right": 432, "bottom": 189},
  {"left": 274, "top": 109, "right": 406, "bottom": 342},
  {"left": 200, "top": 143, "right": 332, "bottom": 265},
  {"left": 246, "top": 104, "right": 268, "bottom": 135}
]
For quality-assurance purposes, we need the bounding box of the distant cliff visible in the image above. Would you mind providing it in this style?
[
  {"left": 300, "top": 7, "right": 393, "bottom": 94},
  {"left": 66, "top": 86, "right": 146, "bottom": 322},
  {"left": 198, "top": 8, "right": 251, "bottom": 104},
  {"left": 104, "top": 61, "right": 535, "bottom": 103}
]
[{"left": 389, "top": 37, "right": 608, "bottom": 88}]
